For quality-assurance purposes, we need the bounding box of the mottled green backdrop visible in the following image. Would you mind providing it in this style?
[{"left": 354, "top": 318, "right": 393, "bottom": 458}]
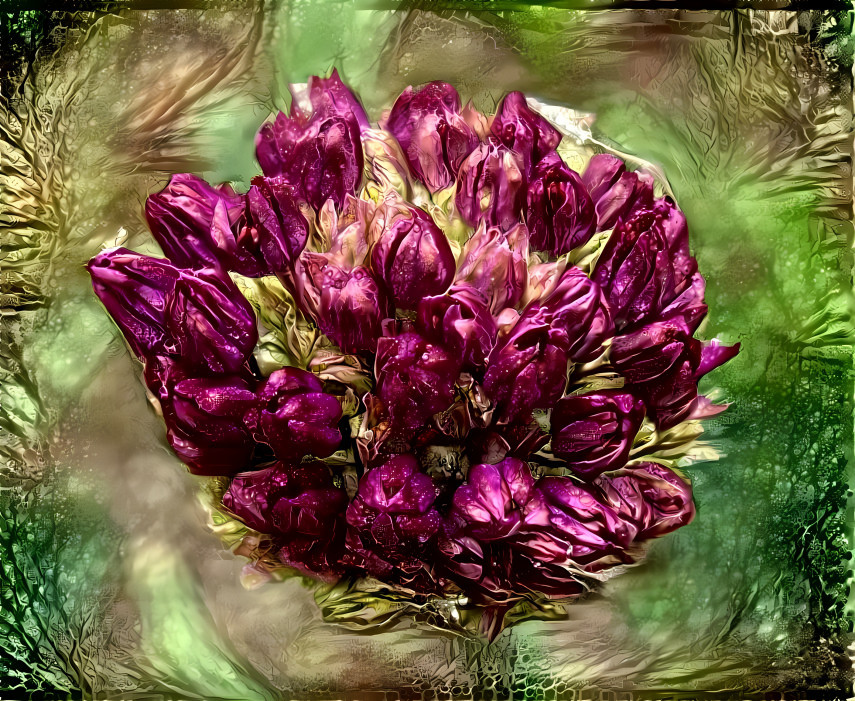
[{"left": 1, "top": 4, "right": 853, "bottom": 699}]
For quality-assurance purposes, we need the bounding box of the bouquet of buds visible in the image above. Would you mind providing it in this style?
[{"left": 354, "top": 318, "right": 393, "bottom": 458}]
[{"left": 88, "top": 71, "right": 738, "bottom": 638}]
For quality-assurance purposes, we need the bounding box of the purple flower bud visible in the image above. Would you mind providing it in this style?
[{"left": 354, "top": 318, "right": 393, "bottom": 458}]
[
  {"left": 592, "top": 198, "right": 698, "bottom": 331},
  {"left": 483, "top": 268, "right": 613, "bottom": 424},
  {"left": 455, "top": 222, "right": 529, "bottom": 313},
  {"left": 386, "top": 81, "right": 479, "bottom": 192},
  {"left": 455, "top": 141, "right": 526, "bottom": 231},
  {"left": 490, "top": 92, "right": 561, "bottom": 173},
  {"left": 165, "top": 267, "right": 258, "bottom": 375},
  {"left": 304, "top": 69, "right": 371, "bottom": 130},
  {"left": 344, "top": 454, "right": 442, "bottom": 581},
  {"left": 447, "top": 458, "right": 548, "bottom": 542},
  {"left": 534, "top": 476, "right": 639, "bottom": 570},
  {"left": 582, "top": 154, "right": 654, "bottom": 231},
  {"left": 482, "top": 309, "right": 569, "bottom": 425},
  {"left": 370, "top": 204, "right": 455, "bottom": 310},
  {"left": 250, "top": 367, "right": 343, "bottom": 460},
  {"left": 611, "top": 318, "right": 739, "bottom": 429},
  {"left": 596, "top": 462, "right": 695, "bottom": 539},
  {"left": 88, "top": 248, "right": 181, "bottom": 359},
  {"left": 88, "top": 249, "right": 258, "bottom": 373},
  {"left": 144, "top": 174, "right": 252, "bottom": 272},
  {"left": 256, "top": 71, "right": 366, "bottom": 210},
  {"left": 240, "top": 177, "right": 310, "bottom": 273},
  {"left": 302, "top": 258, "right": 389, "bottom": 353},
  {"left": 165, "top": 375, "right": 259, "bottom": 476},
  {"left": 538, "top": 266, "right": 614, "bottom": 363},
  {"left": 374, "top": 328, "right": 461, "bottom": 437},
  {"left": 550, "top": 391, "right": 645, "bottom": 480},
  {"left": 415, "top": 285, "right": 497, "bottom": 368},
  {"left": 526, "top": 152, "right": 596, "bottom": 256},
  {"left": 223, "top": 460, "right": 348, "bottom": 578}
]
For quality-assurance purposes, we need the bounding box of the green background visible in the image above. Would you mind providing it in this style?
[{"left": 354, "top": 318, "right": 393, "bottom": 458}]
[{"left": 1, "top": 4, "right": 853, "bottom": 698}]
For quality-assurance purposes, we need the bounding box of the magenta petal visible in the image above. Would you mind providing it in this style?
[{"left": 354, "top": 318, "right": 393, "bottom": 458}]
[
  {"left": 551, "top": 391, "right": 645, "bottom": 480},
  {"left": 386, "top": 81, "right": 479, "bottom": 192},
  {"left": 526, "top": 152, "right": 596, "bottom": 256},
  {"left": 490, "top": 92, "right": 561, "bottom": 173},
  {"left": 370, "top": 205, "right": 456, "bottom": 309}
]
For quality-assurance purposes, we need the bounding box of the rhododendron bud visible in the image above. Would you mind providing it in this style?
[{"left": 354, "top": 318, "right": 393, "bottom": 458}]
[
  {"left": 302, "top": 257, "right": 389, "bottom": 352},
  {"left": 612, "top": 318, "right": 739, "bottom": 429},
  {"left": 370, "top": 204, "right": 455, "bottom": 309},
  {"left": 223, "top": 460, "right": 348, "bottom": 578},
  {"left": 165, "top": 267, "right": 258, "bottom": 375},
  {"left": 596, "top": 462, "right": 695, "bottom": 539},
  {"left": 375, "top": 329, "right": 461, "bottom": 436},
  {"left": 526, "top": 152, "right": 596, "bottom": 256},
  {"left": 455, "top": 141, "right": 525, "bottom": 230},
  {"left": 88, "top": 249, "right": 257, "bottom": 373},
  {"left": 592, "top": 198, "right": 697, "bottom": 331},
  {"left": 455, "top": 222, "right": 529, "bottom": 313},
  {"left": 531, "top": 476, "right": 639, "bottom": 571},
  {"left": 490, "top": 91, "right": 561, "bottom": 173},
  {"left": 144, "top": 173, "right": 250, "bottom": 272},
  {"left": 345, "top": 454, "right": 442, "bottom": 582},
  {"left": 164, "top": 375, "right": 258, "bottom": 476},
  {"left": 447, "top": 458, "right": 548, "bottom": 541},
  {"left": 256, "top": 71, "right": 367, "bottom": 210},
  {"left": 538, "top": 266, "right": 613, "bottom": 363},
  {"left": 241, "top": 177, "right": 310, "bottom": 272},
  {"left": 550, "top": 391, "right": 645, "bottom": 480},
  {"left": 415, "top": 286, "right": 497, "bottom": 368},
  {"left": 484, "top": 268, "right": 612, "bottom": 424},
  {"left": 88, "top": 248, "right": 181, "bottom": 359},
  {"left": 252, "top": 367, "right": 343, "bottom": 459},
  {"left": 582, "top": 154, "right": 654, "bottom": 231},
  {"left": 386, "top": 81, "right": 478, "bottom": 192}
]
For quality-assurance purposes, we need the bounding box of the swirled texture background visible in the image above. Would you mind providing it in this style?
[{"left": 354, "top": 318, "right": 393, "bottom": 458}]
[{"left": 1, "top": 4, "right": 853, "bottom": 699}]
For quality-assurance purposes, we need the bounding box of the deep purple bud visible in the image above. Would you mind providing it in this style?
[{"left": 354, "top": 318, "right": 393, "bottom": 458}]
[
  {"left": 88, "top": 248, "right": 181, "bottom": 359},
  {"left": 304, "top": 69, "right": 370, "bottom": 129},
  {"left": 88, "top": 249, "right": 257, "bottom": 373},
  {"left": 582, "top": 154, "right": 655, "bottom": 231},
  {"left": 596, "top": 462, "right": 695, "bottom": 539},
  {"left": 164, "top": 375, "right": 258, "bottom": 476},
  {"left": 611, "top": 318, "right": 739, "bottom": 429},
  {"left": 448, "top": 458, "right": 548, "bottom": 541},
  {"left": 484, "top": 268, "right": 613, "bottom": 424},
  {"left": 375, "top": 329, "right": 461, "bottom": 437},
  {"left": 526, "top": 152, "right": 596, "bottom": 256},
  {"left": 256, "top": 71, "right": 366, "bottom": 209},
  {"left": 240, "top": 177, "right": 310, "bottom": 272},
  {"left": 302, "top": 258, "right": 389, "bottom": 353},
  {"left": 550, "top": 391, "right": 645, "bottom": 480},
  {"left": 144, "top": 174, "right": 251, "bottom": 272},
  {"left": 386, "top": 81, "right": 479, "bottom": 192},
  {"left": 483, "top": 309, "right": 569, "bottom": 425},
  {"left": 415, "top": 285, "right": 497, "bottom": 368},
  {"left": 538, "top": 266, "right": 614, "bottom": 363},
  {"left": 165, "top": 267, "right": 258, "bottom": 375},
  {"left": 592, "top": 198, "right": 698, "bottom": 331},
  {"left": 344, "top": 454, "right": 442, "bottom": 581},
  {"left": 490, "top": 92, "right": 561, "bottom": 173},
  {"left": 533, "top": 476, "right": 639, "bottom": 570},
  {"left": 455, "top": 141, "right": 526, "bottom": 231},
  {"left": 223, "top": 460, "right": 348, "bottom": 578},
  {"left": 455, "top": 222, "right": 529, "bottom": 313},
  {"left": 370, "top": 204, "right": 456, "bottom": 309},
  {"left": 250, "top": 367, "right": 343, "bottom": 460}
]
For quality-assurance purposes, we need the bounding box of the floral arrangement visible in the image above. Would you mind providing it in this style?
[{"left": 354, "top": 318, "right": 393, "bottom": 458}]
[{"left": 87, "top": 71, "right": 739, "bottom": 637}]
